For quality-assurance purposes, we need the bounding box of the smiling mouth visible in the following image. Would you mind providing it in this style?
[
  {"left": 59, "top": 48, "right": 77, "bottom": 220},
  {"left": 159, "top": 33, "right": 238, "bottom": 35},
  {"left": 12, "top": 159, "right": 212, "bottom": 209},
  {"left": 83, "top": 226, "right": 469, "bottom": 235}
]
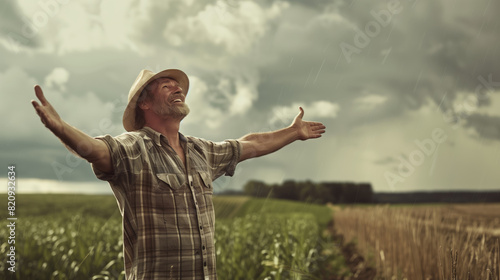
[{"left": 172, "top": 99, "right": 183, "bottom": 104}]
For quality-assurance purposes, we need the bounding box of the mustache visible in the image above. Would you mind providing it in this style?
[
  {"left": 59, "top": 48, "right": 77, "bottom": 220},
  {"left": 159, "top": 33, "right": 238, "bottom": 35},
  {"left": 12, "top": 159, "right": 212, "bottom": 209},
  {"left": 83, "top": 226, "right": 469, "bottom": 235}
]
[{"left": 167, "top": 94, "right": 185, "bottom": 103}]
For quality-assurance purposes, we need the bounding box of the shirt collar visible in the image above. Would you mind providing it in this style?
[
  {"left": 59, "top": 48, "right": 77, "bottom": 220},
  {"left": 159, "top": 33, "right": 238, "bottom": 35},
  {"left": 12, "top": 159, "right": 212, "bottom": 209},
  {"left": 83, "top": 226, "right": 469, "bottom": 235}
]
[{"left": 141, "top": 126, "right": 187, "bottom": 147}]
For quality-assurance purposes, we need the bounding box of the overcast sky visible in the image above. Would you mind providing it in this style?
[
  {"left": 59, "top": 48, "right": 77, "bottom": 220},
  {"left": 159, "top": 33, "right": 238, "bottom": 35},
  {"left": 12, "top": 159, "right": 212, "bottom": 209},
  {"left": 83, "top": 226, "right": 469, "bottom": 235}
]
[{"left": 1, "top": 0, "right": 500, "bottom": 194}]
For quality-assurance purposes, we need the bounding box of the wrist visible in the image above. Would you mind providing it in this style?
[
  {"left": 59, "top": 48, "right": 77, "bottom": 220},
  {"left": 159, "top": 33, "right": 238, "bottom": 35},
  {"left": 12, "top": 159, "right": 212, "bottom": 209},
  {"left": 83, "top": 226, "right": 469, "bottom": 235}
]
[
  {"left": 287, "top": 125, "right": 301, "bottom": 141},
  {"left": 52, "top": 120, "right": 68, "bottom": 139}
]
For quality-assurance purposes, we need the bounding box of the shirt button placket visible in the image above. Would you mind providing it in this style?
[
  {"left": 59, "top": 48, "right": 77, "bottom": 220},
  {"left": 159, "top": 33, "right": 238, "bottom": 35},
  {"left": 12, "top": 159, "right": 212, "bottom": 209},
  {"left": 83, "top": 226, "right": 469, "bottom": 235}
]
[
  {"left": 199, "top": 215, "right": 208, "bottom": 277},
  {"left": 189, "top": 174, "right": 209, "bottom": 279}
]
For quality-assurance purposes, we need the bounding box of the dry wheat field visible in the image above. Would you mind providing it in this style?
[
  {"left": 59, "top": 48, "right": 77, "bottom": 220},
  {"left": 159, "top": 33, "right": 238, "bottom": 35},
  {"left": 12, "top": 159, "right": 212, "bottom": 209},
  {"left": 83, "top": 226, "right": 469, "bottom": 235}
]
[{"left": 332, "top": 204, "right": 500, "bottom": 280}]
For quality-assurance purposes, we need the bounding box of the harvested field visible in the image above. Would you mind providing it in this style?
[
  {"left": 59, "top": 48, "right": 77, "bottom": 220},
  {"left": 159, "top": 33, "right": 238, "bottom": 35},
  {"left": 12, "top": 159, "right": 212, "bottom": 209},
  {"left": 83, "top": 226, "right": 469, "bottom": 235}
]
[{"left": 332, "top": 204, "right": 500, "bottom": 279}]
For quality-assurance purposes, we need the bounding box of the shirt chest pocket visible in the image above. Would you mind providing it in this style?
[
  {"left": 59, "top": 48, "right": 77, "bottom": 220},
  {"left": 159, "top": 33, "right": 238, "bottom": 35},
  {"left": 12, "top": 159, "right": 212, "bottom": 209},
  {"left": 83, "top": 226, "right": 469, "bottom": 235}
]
[
  {"left": 155, "top": 173, "right": 187, "bottom": 192},
  {"left": 195, "top": 171, "right": 213, "bottom": 194},
  {"left": 154, "top": 173, "right": 191, "bottom": 213}
]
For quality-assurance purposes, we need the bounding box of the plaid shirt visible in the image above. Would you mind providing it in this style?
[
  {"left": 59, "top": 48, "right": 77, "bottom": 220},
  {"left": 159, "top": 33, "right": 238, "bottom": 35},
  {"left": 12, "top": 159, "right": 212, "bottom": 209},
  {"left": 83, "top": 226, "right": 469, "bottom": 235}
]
[{"left": 92, "top": 127, "right": 241, "bottom": 280}]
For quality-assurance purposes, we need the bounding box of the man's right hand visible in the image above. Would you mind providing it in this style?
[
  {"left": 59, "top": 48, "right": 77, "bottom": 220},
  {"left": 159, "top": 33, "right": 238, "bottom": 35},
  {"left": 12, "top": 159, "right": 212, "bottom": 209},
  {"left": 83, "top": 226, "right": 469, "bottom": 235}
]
[
  {"left": 30, "top": 85, "right": 113, "bottom": 174},
  {"left": 31, "top": 85, "right": 65, "bottom": 136}
]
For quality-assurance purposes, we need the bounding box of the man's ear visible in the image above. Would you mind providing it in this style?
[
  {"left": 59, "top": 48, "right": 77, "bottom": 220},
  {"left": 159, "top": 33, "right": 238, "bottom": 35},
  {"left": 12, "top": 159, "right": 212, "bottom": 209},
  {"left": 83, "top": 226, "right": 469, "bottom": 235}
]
[{"left": 138, "top": 101, "right": 150, "bottom": 110}]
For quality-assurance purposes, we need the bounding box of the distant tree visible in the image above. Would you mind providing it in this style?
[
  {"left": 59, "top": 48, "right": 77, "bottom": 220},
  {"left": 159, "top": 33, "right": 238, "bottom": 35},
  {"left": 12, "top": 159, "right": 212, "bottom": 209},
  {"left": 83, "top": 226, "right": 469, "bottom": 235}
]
[
  {"left": 355, "top": 183, "right": 374, "bottom": 203},
  {"left": 274, "top": 180, "right": 298, "bottom": 200},
  {"left": 337, "top": 182, "right": 374, "bottom": 203},
  {"left": 244, "top": 180, "right": 374, "bottom": 204},
  {"left": 314, "top": 183, "right": 334, "bottom": 204},
  {"left": 322, "top": 182, "right": 344, "bottom": 203},
  {"left": 243, "top": 180, "right": 271, "bottom": 198},
  {"left": 297, "top": 180, "right": 317, "bottom": 203},
  {"left": 217, "top": 189, "right": 244, "bottom": 196}
]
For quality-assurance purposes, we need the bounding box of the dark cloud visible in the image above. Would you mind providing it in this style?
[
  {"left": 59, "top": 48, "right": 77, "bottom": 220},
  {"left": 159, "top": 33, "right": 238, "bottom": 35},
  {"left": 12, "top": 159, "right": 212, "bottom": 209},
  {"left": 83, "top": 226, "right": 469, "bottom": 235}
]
[
  {"left": 1, "top": 0, "right": 500, "bottom": 192},
  {"left": 464, "top": 113, "right": 500, "bottom": 141},
  {"left": 0, "top": 138, "right": 95, "bottom": 182},
  {"left": 0, "top": 1, "right": 40, "bottom": 48},
  {"left": 276, "top": 0, "right": 500, "bottom": 138}
]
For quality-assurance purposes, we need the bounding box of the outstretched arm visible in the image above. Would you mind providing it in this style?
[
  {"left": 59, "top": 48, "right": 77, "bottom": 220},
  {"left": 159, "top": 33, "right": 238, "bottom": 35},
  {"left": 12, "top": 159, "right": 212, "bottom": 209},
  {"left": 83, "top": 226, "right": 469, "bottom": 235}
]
[
  {"left": 31, "top": 85, "right": 112, "bottom": 173},
  {"left": 238, "top": 107, "right": 326, "bottom": 162}
]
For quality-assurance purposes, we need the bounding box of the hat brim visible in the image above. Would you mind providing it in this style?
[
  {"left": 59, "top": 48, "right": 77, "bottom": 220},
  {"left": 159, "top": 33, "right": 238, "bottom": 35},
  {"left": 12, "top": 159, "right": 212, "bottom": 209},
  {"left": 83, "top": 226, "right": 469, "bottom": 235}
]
[{"left": 123, "top": 69, "right": 189, "bottom": 132}]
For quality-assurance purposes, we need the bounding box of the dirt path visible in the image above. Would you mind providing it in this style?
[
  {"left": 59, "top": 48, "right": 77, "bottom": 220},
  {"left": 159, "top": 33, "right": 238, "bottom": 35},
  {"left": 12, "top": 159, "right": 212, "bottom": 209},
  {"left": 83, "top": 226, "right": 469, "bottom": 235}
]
[{"left": 326, "top": 206, "right": 377, "bottom": 280}]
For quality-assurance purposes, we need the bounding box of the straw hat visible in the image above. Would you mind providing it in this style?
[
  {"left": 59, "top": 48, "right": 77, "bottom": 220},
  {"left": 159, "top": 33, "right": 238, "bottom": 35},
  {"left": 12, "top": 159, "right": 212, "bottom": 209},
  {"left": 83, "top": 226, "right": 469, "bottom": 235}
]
[{"left": 123, "top": 69, "right": 189, "bottom": 131}]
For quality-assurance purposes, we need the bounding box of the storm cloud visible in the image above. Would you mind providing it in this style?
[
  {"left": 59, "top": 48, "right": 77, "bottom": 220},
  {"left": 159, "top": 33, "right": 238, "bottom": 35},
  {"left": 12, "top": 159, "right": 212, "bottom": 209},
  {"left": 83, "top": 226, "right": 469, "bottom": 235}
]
[{"left": 1, "top": 0, "right": 499, "bottom": 193}]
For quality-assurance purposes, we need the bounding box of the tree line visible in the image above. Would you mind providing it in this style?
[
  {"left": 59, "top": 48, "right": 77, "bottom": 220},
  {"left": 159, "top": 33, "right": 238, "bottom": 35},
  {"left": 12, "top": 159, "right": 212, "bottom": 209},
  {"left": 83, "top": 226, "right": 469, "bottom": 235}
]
[{"left": 243, "top": 180, "right": 374, "bottom": 204}]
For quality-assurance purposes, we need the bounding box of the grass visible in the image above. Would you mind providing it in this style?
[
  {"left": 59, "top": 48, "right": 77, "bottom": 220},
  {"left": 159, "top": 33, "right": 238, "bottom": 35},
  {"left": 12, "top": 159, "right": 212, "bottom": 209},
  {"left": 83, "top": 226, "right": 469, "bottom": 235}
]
[
  {"left": 233, "top": 197, "right": 333, "bottom": 228},
  {"left": 214, "top": 196, "right": 343, "bottom": 279},
  {"left": 0, "top": 194, "right": 119, "bottom": 220},
  {"left": 213, "top": 195, "right": 250, "bottom": 219},
  {"left": 0, "top": 194, "right": 346, "bottom": 279}
]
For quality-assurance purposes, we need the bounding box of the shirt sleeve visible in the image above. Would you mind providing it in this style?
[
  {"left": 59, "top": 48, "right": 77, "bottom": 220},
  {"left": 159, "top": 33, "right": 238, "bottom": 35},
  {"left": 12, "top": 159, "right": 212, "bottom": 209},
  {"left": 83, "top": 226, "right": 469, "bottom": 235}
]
[
  {"left": 199, "top": 138, "right": 241, "bottom": 180},
  {"left": 91, "top": 133, "right": 144, "bottom": 189}
]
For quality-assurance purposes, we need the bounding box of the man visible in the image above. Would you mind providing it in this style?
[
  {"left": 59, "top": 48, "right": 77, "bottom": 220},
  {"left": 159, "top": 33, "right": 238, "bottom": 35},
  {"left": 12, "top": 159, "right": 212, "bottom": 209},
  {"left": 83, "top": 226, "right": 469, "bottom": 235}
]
[{"left": 31, "top": 69, "right": 326, "bottom": 280}]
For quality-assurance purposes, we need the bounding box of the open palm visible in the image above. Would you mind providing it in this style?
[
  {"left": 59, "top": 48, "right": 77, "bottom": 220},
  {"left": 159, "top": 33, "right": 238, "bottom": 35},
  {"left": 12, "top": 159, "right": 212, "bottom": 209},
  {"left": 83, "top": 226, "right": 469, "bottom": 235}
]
[
  {"left": 31, "top": 85, "right": 64, "bottom": 135},
  {"left": 291, "top": 107, "right": 326, "bottom": 140}
]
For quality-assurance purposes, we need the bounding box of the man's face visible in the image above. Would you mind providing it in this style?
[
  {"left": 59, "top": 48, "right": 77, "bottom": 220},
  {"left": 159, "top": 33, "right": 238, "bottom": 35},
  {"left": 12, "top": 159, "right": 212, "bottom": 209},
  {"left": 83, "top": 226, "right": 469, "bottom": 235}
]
[{"left": 149, "top": 77, "right": 190, "bottom": 120}]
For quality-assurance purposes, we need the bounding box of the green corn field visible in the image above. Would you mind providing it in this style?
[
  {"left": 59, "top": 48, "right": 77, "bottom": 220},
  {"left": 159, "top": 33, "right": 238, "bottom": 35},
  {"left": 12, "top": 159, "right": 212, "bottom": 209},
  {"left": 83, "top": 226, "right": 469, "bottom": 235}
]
[{"left": 0, "top": 194, "right": 348, "bottom": 280}]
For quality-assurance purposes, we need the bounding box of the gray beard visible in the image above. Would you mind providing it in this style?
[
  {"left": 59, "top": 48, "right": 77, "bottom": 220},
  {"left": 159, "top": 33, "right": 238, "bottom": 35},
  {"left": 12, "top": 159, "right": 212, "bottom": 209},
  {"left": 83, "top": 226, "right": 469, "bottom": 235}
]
[{"left": 153, "top": 102, "right": 190, "bottom": 120}]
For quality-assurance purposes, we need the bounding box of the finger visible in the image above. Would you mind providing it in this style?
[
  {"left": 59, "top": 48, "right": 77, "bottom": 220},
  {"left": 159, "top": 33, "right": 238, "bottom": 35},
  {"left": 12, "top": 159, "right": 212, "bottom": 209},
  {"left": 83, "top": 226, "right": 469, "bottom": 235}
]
[
  {"left": 314, "top": 124, "right": 326, "bottom": 129},
  {"left": 306, "top": 121, "right": 325, "bottom": 127},
  {"left": 310, "top": 127, "right": 326, "bottom": 132},
  {"left": 34, "top": 85, "right": 48, "bottom": 105},
  {"left": 297, "top": 107, "right": 304, "bottom": 119},
  {"left": 311, "top": 122, "right": 325, "bottom": 127},
  {"left": 31, "top": 101, "right": 45, "bottom": 118},
  {"left": 307, "top": 122, "right": 326, "bottom": 130},
  {"left": 31, "top": 100, "right": 45, "bottom": 117},
  {"left": 31, "top": 100, "right": 40, "bottom": 110},
  {"left": 310, "top": 126, "right": 326, "bottom": 133},
  {"left": 309, "top": 123, "right": 325, "bottom": 129}
]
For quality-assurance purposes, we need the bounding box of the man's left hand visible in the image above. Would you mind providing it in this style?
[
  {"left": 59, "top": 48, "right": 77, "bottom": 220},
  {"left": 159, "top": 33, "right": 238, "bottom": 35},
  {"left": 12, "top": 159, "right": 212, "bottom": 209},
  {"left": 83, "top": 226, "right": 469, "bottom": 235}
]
[{"left": 291, "top": 107, "right": 326, "bottom": 140}]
